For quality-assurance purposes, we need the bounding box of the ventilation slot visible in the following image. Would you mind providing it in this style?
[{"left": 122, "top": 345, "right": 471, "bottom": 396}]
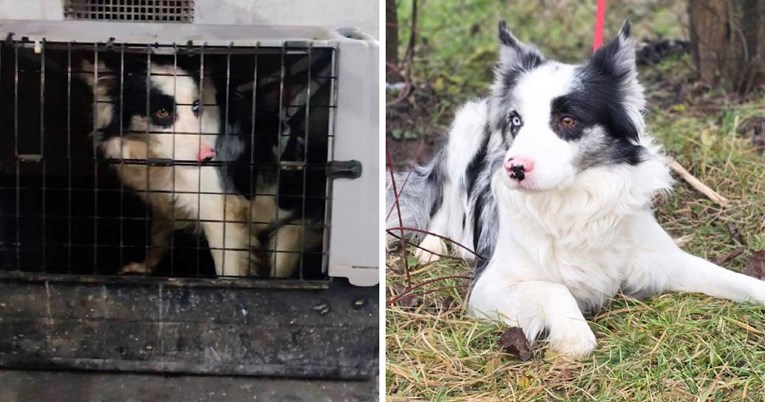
[{"left": 63, "top": 0, "right": 194, "bottom": 22}]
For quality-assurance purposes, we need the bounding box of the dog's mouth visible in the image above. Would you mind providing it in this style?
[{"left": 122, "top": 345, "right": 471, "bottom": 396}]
[{"left": 502, "top": 175, "right": 541, "bottom": 192}]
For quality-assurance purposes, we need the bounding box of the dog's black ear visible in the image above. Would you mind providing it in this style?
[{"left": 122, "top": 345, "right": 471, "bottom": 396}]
[
  {"left": 586, "top": 20, "right": 645, "bottom": 134},
  {"left": 590, "top": 19, "right": 636, "bottom": 78},
  {"left": 496, "top": 20, "right": 545, "bottom": 70}
]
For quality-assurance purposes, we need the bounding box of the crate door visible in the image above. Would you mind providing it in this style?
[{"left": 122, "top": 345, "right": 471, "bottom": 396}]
[{"left": 327, "top": 39, "right": 379, "bottom": 287}]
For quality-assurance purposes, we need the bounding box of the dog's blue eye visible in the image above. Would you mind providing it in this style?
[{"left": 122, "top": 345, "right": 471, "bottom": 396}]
[
  {"left": 192, "top": 100, "right": 200, "bottom": 113},
  {"left": 511, "top": 116, "right": 521, "bottom": 126}
]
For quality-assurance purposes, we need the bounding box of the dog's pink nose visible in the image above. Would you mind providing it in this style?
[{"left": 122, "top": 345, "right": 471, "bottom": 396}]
[
  {"left": 504, "top": 157, "right": 534, "bottom": 181},
  {"left": 198, "top": 146, "right": 215, "bottom": 162}
]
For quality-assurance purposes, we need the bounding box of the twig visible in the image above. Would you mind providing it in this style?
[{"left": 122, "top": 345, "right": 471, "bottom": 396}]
[
  {"left": 386, "top": 226, "right": 485, "bottom": 261},
  {"left": 714, "top": 248, "right": 744, "bottom": 265},
  {"left": 386, "top": 0, "right": 418, "bottom": 106},
  {"left": 668, "top": 158, "right": 730, "bottom": 208},
  {"left": 385, "top": 138, "right": 425, "bottom": 220},
  {"left": 387, "top": 148, "right": 412, "bottom": 288},
  {"left": 386, "top": 62, "right": 412, "bottom": 106},
  {"left": 387, "top": 274, "right": 471, "bottom": 306}
]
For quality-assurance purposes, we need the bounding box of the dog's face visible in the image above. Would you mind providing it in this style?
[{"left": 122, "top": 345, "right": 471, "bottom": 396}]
[
  {"left": 96, "top": 62, "right": 220, "bottom": 162},
  {"left": 490, "top": 21, "right": 645, "bottom": 192}
]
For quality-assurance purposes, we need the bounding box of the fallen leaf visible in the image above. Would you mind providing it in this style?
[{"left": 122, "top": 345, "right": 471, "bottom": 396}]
[
  {"left": 742, "top": 250, "right": 765, "bottom": 280},
  {"left": 389, "top": 283, "right": 420, "bottom": 308},
  {"left": 753, "top": 124, "right": 765, "bottom": 152},
  {"left": 498, "top": 327, "right": 532, "bottom": 361}
]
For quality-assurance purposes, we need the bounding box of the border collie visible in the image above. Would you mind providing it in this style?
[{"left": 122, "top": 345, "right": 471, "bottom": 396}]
[
  {"left": 388, "top": 20, "right": 765, "bottom": 358},
  {"left": 82, "top": 59, "right": 259, "bottom": 277}
]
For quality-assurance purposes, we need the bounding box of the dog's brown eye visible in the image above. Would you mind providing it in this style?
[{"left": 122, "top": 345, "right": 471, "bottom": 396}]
[
  {"left": 560, "top": 116, "right": 576, "bottom": 128},
  {"left": 154, "top": 108, "right": 170, "bottom": 119}
]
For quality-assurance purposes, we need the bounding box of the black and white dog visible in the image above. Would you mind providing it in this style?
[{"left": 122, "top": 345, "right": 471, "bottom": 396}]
[{"left": 388, "top": 20, "right": 765, "bottom": 358}]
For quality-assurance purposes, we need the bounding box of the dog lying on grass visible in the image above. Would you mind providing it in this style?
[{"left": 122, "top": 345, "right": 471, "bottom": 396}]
[{"left": 388, "top": 20, "right": 765, "bottom": 358}]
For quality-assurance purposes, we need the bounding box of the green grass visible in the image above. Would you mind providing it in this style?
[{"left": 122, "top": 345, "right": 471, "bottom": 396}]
[
  {"left": 387, "top": 1, "right": 765, "bottom": 400},
  {"left": 387, "top": 109, "right": 765, "bottom": 399}
]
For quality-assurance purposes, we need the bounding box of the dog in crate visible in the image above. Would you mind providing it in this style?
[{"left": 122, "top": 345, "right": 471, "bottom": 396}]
[
  {"left": 387, "top": 20, "right": 765, "bottom": 358},
  {"left": 79, "top": 56, "right": 261, "bottom": 277},
  {"left": 84, "top": 52, "right": 330, "bottom": 278},
  {"left": 221, "top": 50, "right": 332, "bottom": 278}
]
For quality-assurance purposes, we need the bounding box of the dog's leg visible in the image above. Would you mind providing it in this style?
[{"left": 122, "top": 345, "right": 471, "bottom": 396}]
[
  {"left": 198, "top": 193, "right": 255, "bottom": 277},
  {"left": 468, "top": 267, "right": 597, "bottom": 358},
  {"left": 177, "top": 165, "right": 256, "bottom": 277},
  {"left": 120, "top": 213, "right": 173, "bottom": 274},
  {"left": 665, "top": 252, "right": 765, "bottom": 303},
  {"left": 415, "top": 233, "right": 447, "bottom": 264},
  {"left": 266, "top": 219, "right": 322, "bottom": 278},
  {"left": 631, "top": 215, "right": 765, "bottom": 304},
  {"left": 414, "top": 205, "right": 449, "bottom": 263}
]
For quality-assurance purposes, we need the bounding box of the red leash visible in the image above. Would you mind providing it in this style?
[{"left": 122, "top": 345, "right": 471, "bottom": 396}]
[{"left": 592, "top": 0, "right": 607, "bottom": 52}]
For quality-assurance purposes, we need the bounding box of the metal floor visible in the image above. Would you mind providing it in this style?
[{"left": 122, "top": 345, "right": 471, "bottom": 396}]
[{"left": 0, "top": 370, "right": 377, "bottom": 402}]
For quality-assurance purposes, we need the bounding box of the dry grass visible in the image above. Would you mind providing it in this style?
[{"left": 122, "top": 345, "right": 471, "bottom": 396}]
[{"left": 386, "top": 1, "right": 765, "bottom": 400}]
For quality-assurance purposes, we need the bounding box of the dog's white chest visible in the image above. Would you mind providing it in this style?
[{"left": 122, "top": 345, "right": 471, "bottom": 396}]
[{"left": 491, "top": 175, "right": 652, "bottom": 309}]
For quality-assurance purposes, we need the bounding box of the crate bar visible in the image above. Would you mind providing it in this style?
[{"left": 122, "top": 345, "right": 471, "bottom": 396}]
[
  {"left": 272, "top": 42, "right": 287, "bottom": 276},
  {"left": 247, "top": 43, "right": 259, "bottom": 276},
  {"left": 91, "top": 43, "right": 100, "bottom": 273},
  {"left": 0, "top": 186, "right": 332, "bottom": 199},
  {"left": 39, "top": 40, "right": 47, "bottom": 271},
  {"left": 13, "top": 43, "right": 20, "bottom": 270},
  {"left": 222, "top": 42, "right": 233, "bottom": 273},
  {"left": 195, "top": 43, "right": 205, "bottom": 276},
  {"left": 66, "top": 42, "right": 73, "bottom": 273},
  {"left": 17, "top": 42, "right": 322, "bottom": 56},
  {"left": 298, "top": 45, "right": 313, "bottom": 280},
  {"left": 144, "top": 46, "right": 152, "bottom": 275},
  {"left": 170, "top": 44, "right": 178, "bottom": 276},
  {"left": 7, "top": 240, "right": 327, "bottom": 253},
  {"left": 0, "top": 214, "right": 330, "bottom": 227},
  {"left": 118, "top": 44, "right": 126, "bottom": 269}
]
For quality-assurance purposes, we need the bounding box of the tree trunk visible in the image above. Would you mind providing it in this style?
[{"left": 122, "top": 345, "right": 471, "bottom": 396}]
[
  {"left": 688, "top": 0, "right": 765, "bottom": 95},
  {"left": 386, "top": 0, "right": 399, "bottom": 81}
]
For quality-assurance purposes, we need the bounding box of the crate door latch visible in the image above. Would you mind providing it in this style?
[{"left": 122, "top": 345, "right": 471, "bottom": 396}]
[{"left": 327, "top": 160, "right": 362, "bottom": 179}]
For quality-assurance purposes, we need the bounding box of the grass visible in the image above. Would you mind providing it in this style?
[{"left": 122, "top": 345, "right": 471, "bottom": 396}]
[{"left": 387, "top": 1, "right": 765, "bottom": 400}]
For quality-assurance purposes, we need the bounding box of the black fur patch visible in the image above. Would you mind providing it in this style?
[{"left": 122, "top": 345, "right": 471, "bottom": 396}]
[
  {"left": 427, "top": 149, "right": 447, "bottom": 218},
  {"left": 544, "top": 42, "right": 646, "bottom": 166},
  {"left": 472, "top": 190, "right": 488, "bottom": 253},
  {"left": 465, "top": 125, "right": 491, "bottom": 197},
  {"left": 101, "top": 70, "right": 179, "bottom": 138}
]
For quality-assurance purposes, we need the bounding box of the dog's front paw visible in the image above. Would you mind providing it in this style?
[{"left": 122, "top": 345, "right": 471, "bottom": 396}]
[
  {"left": 247, "top": 249, "right": 265, "bottom": 277},
  {"left": 414, "top": 234, "right": 446, "bottom": 263},
  {"left": 546, "top": 322, "right": 597, "bottom": 359},
  {"left": 119, "top": 262, "right": 152, "bottom": 275}
]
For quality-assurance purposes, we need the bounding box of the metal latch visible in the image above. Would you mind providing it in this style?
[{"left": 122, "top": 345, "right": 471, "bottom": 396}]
[{"left": 327, "top": 160, "right": 362, "bottom": 179}]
